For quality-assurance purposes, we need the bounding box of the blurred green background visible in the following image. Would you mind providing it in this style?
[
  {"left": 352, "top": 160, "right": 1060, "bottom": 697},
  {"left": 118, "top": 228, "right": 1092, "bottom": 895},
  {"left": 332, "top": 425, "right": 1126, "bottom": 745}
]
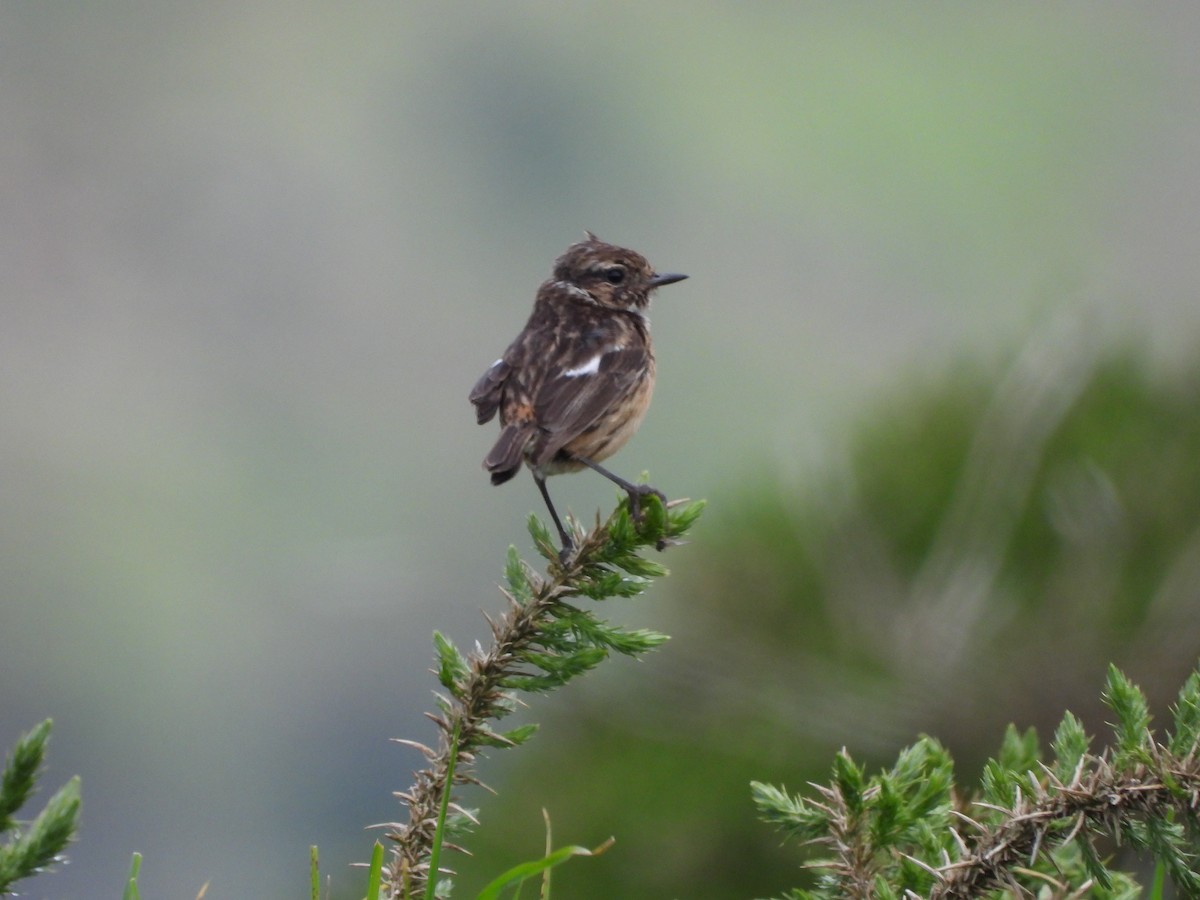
[{"left": 3, "top": 3, "right": 1200, "bottom": 898}]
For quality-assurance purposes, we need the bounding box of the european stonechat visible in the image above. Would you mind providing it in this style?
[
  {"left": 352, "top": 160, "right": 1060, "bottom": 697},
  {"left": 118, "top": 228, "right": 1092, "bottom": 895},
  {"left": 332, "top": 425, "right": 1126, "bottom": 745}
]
[{"left": 470, "top": 233, "right": 687, "bottom": 559}]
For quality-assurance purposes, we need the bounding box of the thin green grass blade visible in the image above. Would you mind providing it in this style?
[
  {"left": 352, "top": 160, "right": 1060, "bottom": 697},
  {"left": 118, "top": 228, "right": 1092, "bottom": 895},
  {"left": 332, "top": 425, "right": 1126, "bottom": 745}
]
[
  {"left": 424, "top": 723, "right": 460, "bottom": 900},
  {"left": 364, "top": 841, "right": 385, "bottom": 900},
  {"left": 475, "top": 838, "right": 614, "bottom": 900},
  {"left": 1151, "top": 859, "right": 1165, "bottom": 899},
  {"left": 122, "top": 852, "right": 142, "bottom": 900}
]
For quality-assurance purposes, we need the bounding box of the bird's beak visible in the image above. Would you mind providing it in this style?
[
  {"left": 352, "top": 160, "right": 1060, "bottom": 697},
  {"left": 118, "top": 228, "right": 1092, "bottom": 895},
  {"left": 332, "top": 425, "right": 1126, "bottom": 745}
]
[{"left": 649, "top": 272, "right": 688, "bottom": 288}]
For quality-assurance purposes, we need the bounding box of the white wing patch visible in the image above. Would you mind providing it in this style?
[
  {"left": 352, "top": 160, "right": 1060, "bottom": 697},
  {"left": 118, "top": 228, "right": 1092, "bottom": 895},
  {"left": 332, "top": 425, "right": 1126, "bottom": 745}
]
[
  {"left": 562, "top": 342, "right": 624, "bottom": 378},
  {"left": 563, "top": 355, "right": 603, "bottom": 378}
]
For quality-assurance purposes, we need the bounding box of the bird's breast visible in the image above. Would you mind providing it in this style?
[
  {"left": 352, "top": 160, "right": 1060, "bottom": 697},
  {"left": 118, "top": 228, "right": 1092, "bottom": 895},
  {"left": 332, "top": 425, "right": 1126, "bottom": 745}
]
[{"left": 560, "top": 359, "right": 655, "bottom": 464}]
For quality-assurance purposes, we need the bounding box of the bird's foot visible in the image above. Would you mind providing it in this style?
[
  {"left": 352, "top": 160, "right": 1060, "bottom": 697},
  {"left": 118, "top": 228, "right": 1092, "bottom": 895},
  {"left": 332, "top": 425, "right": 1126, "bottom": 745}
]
[{"left": 625, "top": 483, "right": 667, "bottom": 523}]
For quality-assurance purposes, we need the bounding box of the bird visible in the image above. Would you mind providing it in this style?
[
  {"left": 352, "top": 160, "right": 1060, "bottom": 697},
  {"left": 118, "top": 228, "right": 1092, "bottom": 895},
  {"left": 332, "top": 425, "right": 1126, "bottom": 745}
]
[{"left": 470, "top": 233, "right": 687, "bottom": 559}]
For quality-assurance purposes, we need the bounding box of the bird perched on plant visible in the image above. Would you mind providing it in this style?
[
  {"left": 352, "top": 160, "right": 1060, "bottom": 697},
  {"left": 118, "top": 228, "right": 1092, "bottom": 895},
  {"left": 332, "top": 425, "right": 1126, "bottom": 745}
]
[{"left": 470, "top": 233, "right": 687, "bottom": 559}]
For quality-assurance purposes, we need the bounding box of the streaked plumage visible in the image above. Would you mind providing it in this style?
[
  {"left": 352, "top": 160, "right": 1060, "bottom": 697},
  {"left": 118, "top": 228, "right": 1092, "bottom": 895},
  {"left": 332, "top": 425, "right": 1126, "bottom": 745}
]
[{"left": 470, "top": 233, "right": 686, "bottom": 558}]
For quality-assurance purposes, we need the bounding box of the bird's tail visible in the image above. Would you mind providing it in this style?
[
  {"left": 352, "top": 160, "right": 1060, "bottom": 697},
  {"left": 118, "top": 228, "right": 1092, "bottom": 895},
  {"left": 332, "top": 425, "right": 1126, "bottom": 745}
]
[{"left": 484, "top": 425, "right": 531, "bottom": 485}]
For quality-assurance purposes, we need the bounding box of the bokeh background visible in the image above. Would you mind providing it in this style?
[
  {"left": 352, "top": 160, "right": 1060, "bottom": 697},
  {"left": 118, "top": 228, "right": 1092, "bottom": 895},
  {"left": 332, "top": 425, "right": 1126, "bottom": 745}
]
[{"left": 4, "top": 3, "right": 1200, "bottom": 898}]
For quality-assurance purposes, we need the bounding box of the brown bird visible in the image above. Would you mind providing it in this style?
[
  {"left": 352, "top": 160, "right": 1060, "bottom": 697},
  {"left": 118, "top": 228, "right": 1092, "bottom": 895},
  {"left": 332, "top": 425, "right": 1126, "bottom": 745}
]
[{"left": 470, "top": 233, "right": 687, "bottom": 558}]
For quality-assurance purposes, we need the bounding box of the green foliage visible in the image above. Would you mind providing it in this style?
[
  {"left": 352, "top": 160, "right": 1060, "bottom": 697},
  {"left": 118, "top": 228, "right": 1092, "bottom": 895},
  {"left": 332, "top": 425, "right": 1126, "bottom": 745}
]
[
  {"left": 475, "top": 836, "right": 614, "bottom": 900},
  {"left": 1050, "top": 711, "right": 1090, "bottom": 783},
  {"left": 366, "top": 841, "right": 385, "bottom": 900},
  {"left": 434, "top": 631, "right": 470, "bottom": 699},
  {"left": 832, "top": 751, "right": 867, "bottom": 819},
  {"left": 1169, "top": 670, "right": 1200, "bottom": 757},
  {"left": 1103, "top": 663, "right": 1153, "bottom": 764},
  {"left": 447, "top": 347, "right": 1200, "bottom": 900},
  {"left": 755, "top": 737, "right": 954, "bottom": 896},
  {"left": 677, "top": 351, "right": 1200, "bottom": 688},
  {"left": 0, "top": 721, "right": 48, "bottom": 833},
  {"left": 123, "top": 852, "right": 142, "bottom": 900},
  {"left": 0, "top": 720, "right": 80, "bottom": 896},
  {"left": 979, "top": 725, "right": 1039, "bottom": 808},
  {"left": 385, "top": 493, "right": 703, "bottom": 898},
  {"left": 757, "top": 663, "right": 1200, "bottom": 898}
]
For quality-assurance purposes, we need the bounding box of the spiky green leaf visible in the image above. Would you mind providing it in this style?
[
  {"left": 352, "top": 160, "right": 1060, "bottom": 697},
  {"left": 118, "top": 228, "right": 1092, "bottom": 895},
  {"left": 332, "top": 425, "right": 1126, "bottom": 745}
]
[
  {"left": 832, "top": 750, "right": 866, "bottom": 817},
  {"left": 979, "top": 757, "right": 1015, "bottom": 808},
  {"left": 604, "top": 507, "right": 637, "bottom": 550},
  {"left": 526, "top": 514, "right": 557, "bottom": 561},
  {"left": 504, "top": 546, "right": 533, "bottom": 603},
  {"left": 433, "top": 631, "right": 469, "bottom": 696},
  {"left": 665, "top": 498, "right": 706, "bottom": 536},
  {"left": 1170, "top": 670, "right": 1200, "bottom": 757},
  {"left": 499, "top": 723, "right": 539, "bottom": 747},
  {"left": 518, "top": 647, "right": 608, "bottom": 679},
  {"left": 751, "top": 781, "right": 827, "bottom": 841},
  {"left": 870, "top": 772, "right": 902, "bottom": 847},
  {"left": 611, "top": 554, "right": 669, "bottom": 578},
  {"left": 0, "top": 775, "right": 80, "bottom": 893},
  {"left": 595, "top": 627, "right": 669, "bottom": 656},
  {"left": 575, "top": 569, "right": 647, "bottom": 599},
  {"left": 0, "top": 720, "right": 51, "bottom": 832},
  {"left": 1051, "top": 711, "right": 1090, "bottom": 783},
  {"left": 1102, "top": 664, "right": 1152, "bottom": 761},
  {"left": 996, "top": 724, "right": 1040, "bottom": 772}
]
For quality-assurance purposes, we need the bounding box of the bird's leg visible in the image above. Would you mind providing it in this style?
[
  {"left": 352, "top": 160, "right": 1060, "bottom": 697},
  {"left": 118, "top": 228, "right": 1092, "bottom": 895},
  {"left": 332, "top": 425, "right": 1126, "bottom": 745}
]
[
  {"left": 534, "top": 472, "right": 575, "bottom": 562},
  {"left": 574, "top": 456, "right": 666, "bottom": 521}
]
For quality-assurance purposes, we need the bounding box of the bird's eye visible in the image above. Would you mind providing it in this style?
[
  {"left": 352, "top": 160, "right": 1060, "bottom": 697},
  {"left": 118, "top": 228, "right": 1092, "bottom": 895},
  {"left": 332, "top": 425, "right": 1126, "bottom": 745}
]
[{"left": 604, "top": 267, "right": 625, "bottom": 285}]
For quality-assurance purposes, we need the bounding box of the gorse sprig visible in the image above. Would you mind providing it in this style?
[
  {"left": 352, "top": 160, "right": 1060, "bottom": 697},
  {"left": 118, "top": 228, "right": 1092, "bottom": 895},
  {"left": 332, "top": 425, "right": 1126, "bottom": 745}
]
[
  {"left": 754, "top": 663, "right": 1200, "bottom": 898},
  {"left": 0, "top": 719, "right": 81, "bottom": 896},
  {"left": 385, "top": 494, "right": 704, "bottom": 898}
]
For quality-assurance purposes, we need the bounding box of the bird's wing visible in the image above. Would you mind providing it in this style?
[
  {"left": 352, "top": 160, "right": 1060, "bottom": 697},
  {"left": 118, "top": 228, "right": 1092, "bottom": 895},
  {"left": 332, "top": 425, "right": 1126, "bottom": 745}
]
[
  {"left": 530, "top": 336, "right": 649, "bottom": 463},
  {"left": 471, "top": 325, "right": 538, "bottom": 426},
  {"left": 469, "top": 357, "right": 512, "bottom": 425}
]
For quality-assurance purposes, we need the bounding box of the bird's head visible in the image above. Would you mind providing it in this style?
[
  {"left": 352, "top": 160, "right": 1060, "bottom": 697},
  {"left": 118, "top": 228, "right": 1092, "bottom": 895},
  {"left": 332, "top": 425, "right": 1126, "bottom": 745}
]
[{"left": 552, "top": 232, "right": 687, "bottom": 311}]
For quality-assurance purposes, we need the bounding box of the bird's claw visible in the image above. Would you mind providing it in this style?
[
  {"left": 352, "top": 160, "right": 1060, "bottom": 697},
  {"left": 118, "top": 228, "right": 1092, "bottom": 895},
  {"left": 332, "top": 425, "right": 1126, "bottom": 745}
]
[{"left": 626, "top": 483, "right": 667, "bottom": 523}]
